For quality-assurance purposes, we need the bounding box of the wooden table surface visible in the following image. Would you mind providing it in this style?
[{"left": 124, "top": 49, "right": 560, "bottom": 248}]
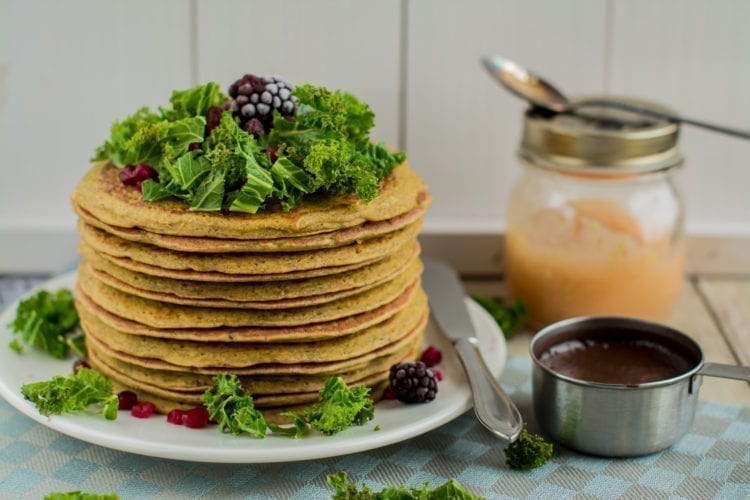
[{"left": 464, "top": 274, "right": 750, "bottom": 407}]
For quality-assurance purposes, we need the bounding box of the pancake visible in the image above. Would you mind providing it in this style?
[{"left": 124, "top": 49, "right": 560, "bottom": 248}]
[
  {"left": 71, "top": 162, "right": 428, "bottom": 239},
  {"left": 78, "top": 288, "right": 427, "bottom": 368},
  {"left": 77, "top": 259, "right": 422, "bottom": 328},
  {"left": 80, "top": 241, "right": 419, "bottom": 307},
  {"left": 73, "top": 194, "right": 430, "bottom": 253},
  {"left": 74, "top": 279, "right": 417, "bottom": 342},
  {"left": 84, "top": 309, "right": 428, "bottom": 376},
  {"left": 90, "top": 248, "right": 382, "bottom": 283},
  {"left": 78, "top": 218, "right": 422, "bottom": 275},
  {"left": 87, "top": 332, "right": 419, "bottom": 394}
]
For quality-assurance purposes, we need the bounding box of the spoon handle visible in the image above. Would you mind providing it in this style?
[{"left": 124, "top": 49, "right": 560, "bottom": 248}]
[{"left": 574, "top": 99, "right": 750, "bottom": 140}]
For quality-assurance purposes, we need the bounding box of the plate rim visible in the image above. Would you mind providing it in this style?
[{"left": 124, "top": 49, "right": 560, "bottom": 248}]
[{"left": 0, "top": 270, "right": 506, "bottom": 463}]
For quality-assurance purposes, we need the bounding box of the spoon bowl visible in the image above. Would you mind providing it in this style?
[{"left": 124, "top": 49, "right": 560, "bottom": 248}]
[
  {"left": 482, "top": 56, "right": 569, "bottom": 112},
  {"left": 481, "top": 55, "right": 750, "bottom": 140}
]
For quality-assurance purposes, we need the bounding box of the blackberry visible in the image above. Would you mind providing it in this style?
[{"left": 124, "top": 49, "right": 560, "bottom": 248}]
[
  {"left": 228, "top": 74, "right": 298, "bottom": 135},
  {"left": 389, "top": 361, "right": 438, "bottom": 403}
]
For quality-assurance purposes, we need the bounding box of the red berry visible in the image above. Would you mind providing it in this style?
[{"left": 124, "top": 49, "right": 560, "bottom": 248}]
[
  {"left": 433, "top": 369, "right": 443, "bottom": 381},
  {"left": 118, "top": 390, "right": 138, "bottom": 410},
  {"left": 205, "top": 106, "right": 223, "bottom": 136},
  {"left": 119, "top": 164, "right": 156, "bottom": 189},
  {"left": 167, "top": 409, "right": 185, "bottom": 425},
  {"left": 181, "top": 407, "right": 210, "bottom": 429},
  {"left": 119, "top": 165, "right": 139, "bottom": 185},
  {"left": 131, "top": 401, "right": 155, "bottom": 418},
  {"left": 243, "top": 118, "right": 265, "bottom": 137},
  {"left": 133, "top": 164, "right": 156, "bottom": 181},
  {"left": 72, "top": 359, "right": 90, "bottom": 374},
  {"left": 382, "top": 386, "right": 398, "bottom": 400},
  {"left": 267, "top": 147, "right": 278, "bottom": 164},
  {"left": 420, "top": 346, "right": 443, "bottom": 368}
]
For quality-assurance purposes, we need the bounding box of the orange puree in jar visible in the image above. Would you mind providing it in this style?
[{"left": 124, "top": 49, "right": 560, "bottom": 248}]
[{"left": 506, "top": 198, "right": 685, "bottom": 328}]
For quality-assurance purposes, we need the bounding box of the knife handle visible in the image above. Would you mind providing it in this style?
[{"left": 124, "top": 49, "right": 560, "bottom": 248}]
[{"left": 454, "top": 337, "right": 524, "bottom": 442}]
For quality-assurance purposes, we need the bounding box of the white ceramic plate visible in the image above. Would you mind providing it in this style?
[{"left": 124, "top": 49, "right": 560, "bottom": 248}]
[{"left": 0, "top": 271, "right": 506, "bottom": 463}]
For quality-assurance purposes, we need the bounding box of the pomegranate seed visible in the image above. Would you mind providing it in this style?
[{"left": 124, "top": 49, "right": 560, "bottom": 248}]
[
  {"left": 118, "top": 390, "right": 138, "bottom": 410},
  {"left": 382, "top": 386, "right": 398, "bottom": 400},
  {"left": 433, "top": 369, "right": 443, "bottom": 381},
  {"left": 120, "top": 164, "right": 156, "bottom": 189},
  {"left": 243, "top": 118, "right": 265, "bottom": 137},
  {"left": 205, "top": 106, "right": 223, "bottom": 136},
  {"left": 72, "top": 359, "right": 90, "bottom": 374},
  {"left": 167, "top": 409, "right": 185, "bottom": 425},
  {"left": 420, "top": 346, "right": 443, "bottom": 368},
  {"left": 133, "top": 164, "right": 156, "bottom": 181},
  {"left": 267, "top": 147, "right": 278, "bottom": 164},
  {"left": 119, "top": 165, "right": 138, "bottom": 185},
  {"left": 131, "top": 401, "right": 155, "bottom": 418},
  {"left": 181, "top": 407, "right": 210, "bottom": 429}
]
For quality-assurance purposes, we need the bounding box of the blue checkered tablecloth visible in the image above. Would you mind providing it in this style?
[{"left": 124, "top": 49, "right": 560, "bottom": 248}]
[{"left": 1, "top": 277, "right": 748, "bottom": 499}]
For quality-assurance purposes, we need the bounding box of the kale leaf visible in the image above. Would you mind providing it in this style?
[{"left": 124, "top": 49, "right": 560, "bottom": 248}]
[
  {"left": 304, "top": 376, "right": 374, "bottom": 435},
  {"left": 44, "top": 491, "right": 119, "bottom": 500},
  {"left": 9, "top": 288, "right": 79, "bottom": 359},
  {"left": 327, "top": 472, "right": 484, "bottom": 500},
  {"left": 202, "top": 373, "right": 267, "bottom": 438},
  {"left": 472, "top": 296, "right": 528, "bottom": 339},
  {"left": 504, "top": 425, "right": 555, "bottom": 470},
  {"left": 21, "top": 367, "right": 119, "bottom": 420}
]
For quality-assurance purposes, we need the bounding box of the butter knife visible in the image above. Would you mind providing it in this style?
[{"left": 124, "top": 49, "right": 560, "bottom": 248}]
[{"left": 422, "top": 259, "right": 523, "bottom": 442}]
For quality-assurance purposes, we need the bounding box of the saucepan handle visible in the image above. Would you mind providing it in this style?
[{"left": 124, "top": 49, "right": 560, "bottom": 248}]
[{"left": 698, "top": 362, "right": 750, "bottom": 382}]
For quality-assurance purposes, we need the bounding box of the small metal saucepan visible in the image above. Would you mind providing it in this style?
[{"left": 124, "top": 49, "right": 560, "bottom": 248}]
[{"left": 530, "top": 316, "right": 750, "bottom": 457}]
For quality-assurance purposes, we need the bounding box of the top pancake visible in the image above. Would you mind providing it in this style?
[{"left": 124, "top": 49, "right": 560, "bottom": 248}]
[
  {"left": 71, "top": 161, "right": 428, "bottom": 239},
  {"left": 73, "top": 196, "right": 430, "bottom": 253}
]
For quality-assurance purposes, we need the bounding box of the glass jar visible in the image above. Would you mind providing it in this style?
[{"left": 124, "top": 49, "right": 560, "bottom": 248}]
[{"left": 506, "top": 99, "right": 685, "bottom": 328}]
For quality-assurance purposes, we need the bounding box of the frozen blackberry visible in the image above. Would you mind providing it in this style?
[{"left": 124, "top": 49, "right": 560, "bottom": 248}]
[
  {"left": 228, "top": 74, "right": 298, "bottom": 134},
  {"left": 389, "top": 361, "right": 438, "bottom": 403}
]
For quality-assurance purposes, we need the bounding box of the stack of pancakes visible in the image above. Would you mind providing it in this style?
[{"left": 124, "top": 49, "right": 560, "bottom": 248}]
[{"left": 70, "top": 161, "right": 430, "bottom": 421}]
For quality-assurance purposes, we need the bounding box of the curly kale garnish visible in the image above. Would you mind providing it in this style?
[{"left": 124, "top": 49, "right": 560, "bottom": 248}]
[
  {"left": 304, "top": 376, "right": 374, "bottom": 435},
  {"left": 202, "top": 373, "right": 267, "bottom": 438},
  {"left": 21, "top": 367, "right": 118, "bottom": 420},
  {"left": 327, "top": 471, "right": 484, "bottom": 499},
  {"left": 44, "top": 491, "right": 119, "bottom": 500},
  {"left": 9, "top": 288, "right": 80, "bottom": 359},
  {"left": 504, "top": 425, "right": 555, "bottom": 470},
  {"left": 472, "top": 296, "right": 528, "bottom": 339},
  {"left": 94, "top": 81, "right": 405, "bottom": 214}
]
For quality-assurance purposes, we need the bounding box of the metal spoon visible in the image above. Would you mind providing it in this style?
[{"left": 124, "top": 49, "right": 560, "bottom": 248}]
[{"left": 482, "top": 56, "right": 750, "bottom": 140}]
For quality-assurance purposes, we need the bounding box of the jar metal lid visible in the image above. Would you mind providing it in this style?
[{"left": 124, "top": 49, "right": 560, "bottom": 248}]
[{"left": 519, "top": 96, "right": 684, "bottom": 173}]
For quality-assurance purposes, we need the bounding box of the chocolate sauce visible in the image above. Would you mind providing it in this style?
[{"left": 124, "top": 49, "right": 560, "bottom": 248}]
[{"left": 539, "top": 337, "right": 694, "bottom": 384}]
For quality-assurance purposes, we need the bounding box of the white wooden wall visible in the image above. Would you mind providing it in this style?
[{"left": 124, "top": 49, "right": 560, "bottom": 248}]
[{"left": 1, "top": 0, "right": 749, "bottom": 272}]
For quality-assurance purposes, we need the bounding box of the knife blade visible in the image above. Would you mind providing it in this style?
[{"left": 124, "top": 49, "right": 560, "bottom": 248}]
[{"left": 422, "top": 259, "right": 523, "bottom": 442}]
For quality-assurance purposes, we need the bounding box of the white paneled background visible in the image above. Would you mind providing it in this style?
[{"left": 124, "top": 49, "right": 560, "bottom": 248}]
[{"left": 1, "top": 0, "right": 749, "bottom": 272}]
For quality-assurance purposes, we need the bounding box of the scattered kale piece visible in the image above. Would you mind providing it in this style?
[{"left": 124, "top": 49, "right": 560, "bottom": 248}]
[
  {"left": 202, "top": 373, "right": 267, "bottom": 438},
  {"left": 8, "top": 288, "right": 80, "bottom": 359},
  {"left": 472, "top": 296, "right": 527, "bottom": 339},
  {"left": 44, "top": 492, "right": 119, "bottom": 500},
  {"left": 304, "top": 376, "right": 374, "bottom": 435},
  {"left": 268, "top": 412, "right": 310, "bottom": 439},
  {"left": 21, "top": 367, "right": 118, "bottom": 420},
  {"left": 327, "top": 471, "right": 483, "bottom": 499},
  {"left": 504, "top": 425, "right": 555, "bottom": 470}
]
